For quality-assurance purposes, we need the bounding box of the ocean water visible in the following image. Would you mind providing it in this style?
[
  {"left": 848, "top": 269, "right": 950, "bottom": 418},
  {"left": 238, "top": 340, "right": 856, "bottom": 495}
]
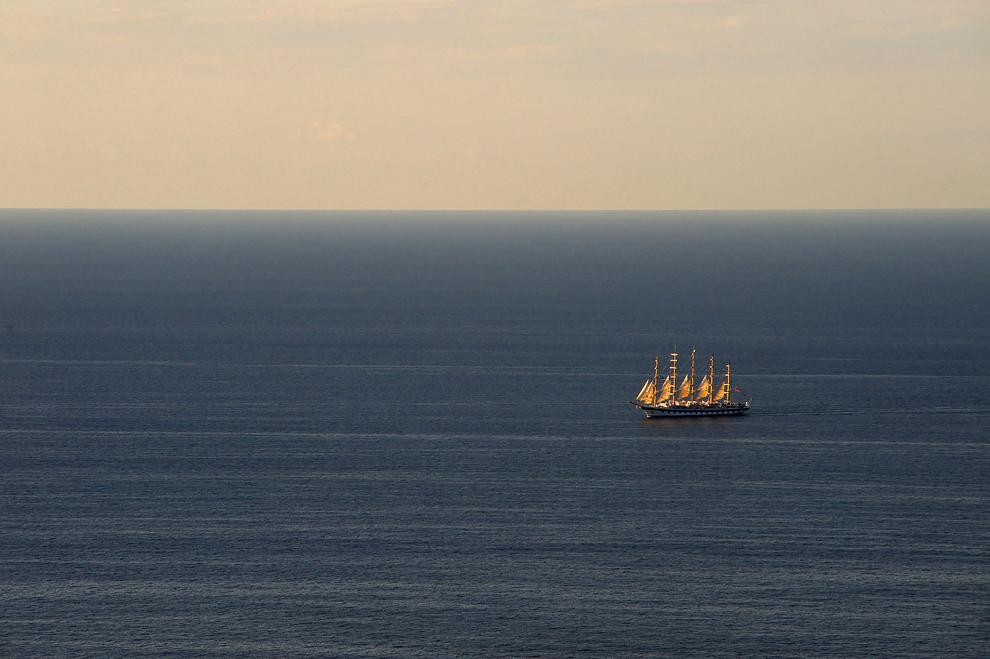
[{"left": 1, "top": 210, "right": 988, "bottom": 658}]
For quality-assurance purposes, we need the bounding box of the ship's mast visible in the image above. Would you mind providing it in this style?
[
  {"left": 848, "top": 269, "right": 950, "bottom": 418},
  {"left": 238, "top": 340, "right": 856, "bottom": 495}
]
[
  {"left": 670, "top": 351, "right": 678, "bottom": 402},
  {"left": 690, "top": 349, "right": 695, "bottom": 401},
  {"left": 709, "top": 354, "right": 714, "bottom": 404},
  {"left": 725, "top": 363, "right": 731, "bottom": 403},
  {"left": 653, "top": 355, "right": 659, "bottom": 406}
]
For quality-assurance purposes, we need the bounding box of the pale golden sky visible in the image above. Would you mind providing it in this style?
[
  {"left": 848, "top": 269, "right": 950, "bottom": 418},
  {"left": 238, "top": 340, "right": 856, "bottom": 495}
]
[{"left": 1, "top": 1, "right": 987, "bottom": 210}]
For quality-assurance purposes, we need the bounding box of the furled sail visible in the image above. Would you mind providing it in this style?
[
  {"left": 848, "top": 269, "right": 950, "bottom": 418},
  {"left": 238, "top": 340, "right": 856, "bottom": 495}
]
[
  {"left": 694, "top": 375, "right": 711, "bottom": 400},
  {"left": 636, "top": 379, "right": 656, "bottom": 404},
  {"left": 676, "top": 375, "right": 692, "bottom": 400}
]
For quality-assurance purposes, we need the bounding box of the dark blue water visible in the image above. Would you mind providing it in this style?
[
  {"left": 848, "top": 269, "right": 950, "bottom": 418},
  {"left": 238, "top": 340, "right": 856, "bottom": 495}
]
[{"left": 2, "top": 210, "right": 988, "bottom": 657}]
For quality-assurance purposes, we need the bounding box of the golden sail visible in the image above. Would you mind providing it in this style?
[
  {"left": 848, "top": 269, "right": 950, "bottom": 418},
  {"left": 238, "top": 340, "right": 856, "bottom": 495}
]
[
  {"left": 658, "top": 375, "right": 673, "bottom": 402},
  {"left": 694, "top": 375, "right": 711, "bottom": 401},
  {"left": 636, "top": 379, "right": 656, "bottom": 404}
]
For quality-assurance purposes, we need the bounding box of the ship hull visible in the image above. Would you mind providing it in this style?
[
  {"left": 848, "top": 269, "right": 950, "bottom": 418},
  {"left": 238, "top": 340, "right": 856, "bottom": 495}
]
[{"left": 630, "top": 402, "right": 749, "bottom": 417}]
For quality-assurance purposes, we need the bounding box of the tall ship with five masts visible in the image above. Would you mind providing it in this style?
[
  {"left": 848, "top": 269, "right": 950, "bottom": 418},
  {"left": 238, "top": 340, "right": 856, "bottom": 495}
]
[{"left": 630, "top": 350, "right": 749, "bottom": 417}]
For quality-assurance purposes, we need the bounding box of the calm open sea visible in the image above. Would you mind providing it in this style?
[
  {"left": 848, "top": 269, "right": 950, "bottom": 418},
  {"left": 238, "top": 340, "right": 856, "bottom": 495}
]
[{"left": 1, "top": 210, "right": 988, "bottom": 658}]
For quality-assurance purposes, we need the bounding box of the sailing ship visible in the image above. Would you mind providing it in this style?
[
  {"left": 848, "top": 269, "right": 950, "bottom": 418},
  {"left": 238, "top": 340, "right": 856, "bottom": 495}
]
[{"left": 630, "top": 350, "right": 749, "bottom": 417}]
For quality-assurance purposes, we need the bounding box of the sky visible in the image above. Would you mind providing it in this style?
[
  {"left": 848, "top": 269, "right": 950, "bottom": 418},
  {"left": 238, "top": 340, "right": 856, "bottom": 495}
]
[{"left": 1, "top": 1, "right": 987, "bottom": 210}]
